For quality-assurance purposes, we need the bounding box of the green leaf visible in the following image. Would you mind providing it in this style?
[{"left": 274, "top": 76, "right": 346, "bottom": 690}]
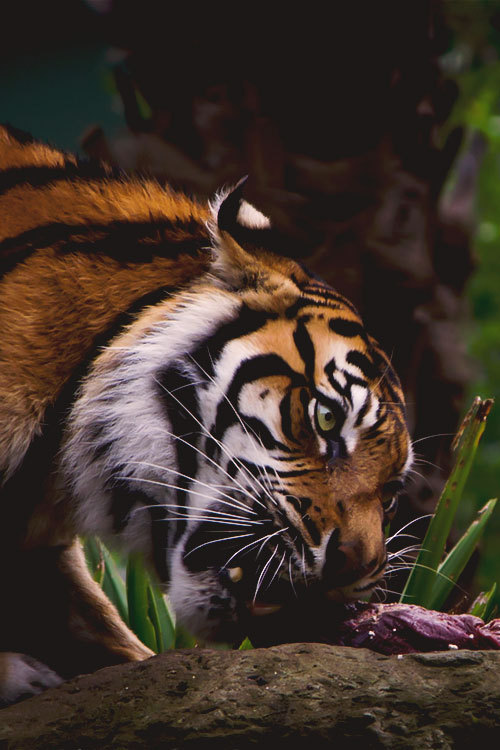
[
  {"left": 126, "top": 555, "right": 158, "bottom": 652},
  {"left": 238, "top": 636, "right": 254, "bottom": 650},
  {"left": 84, "top": 537, "right": 129, "bottom": 625},
  {"left": 400, "top": 397, "right": 493, "bottom": 606},
  {"left": 174, "top": 626, "right": 198, "bottom": 649},
  {"left": 427, "top": 498, "right": 497, "bottom": 611},
  {"left": 100, "top": 543, "right": 129, "bottom": 626},
  {"left": 83, "top": 537, "right": 105, "bottom": 587},
  {"left": 146, "top": 583, "right": 176, "bottom": 652},
  {"left": 469, "top": 582, "right": 497, "bottom": 620}
]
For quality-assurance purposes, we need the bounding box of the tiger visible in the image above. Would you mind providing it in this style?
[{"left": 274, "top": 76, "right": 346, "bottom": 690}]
[{"left": 0, "top": 124, "right": 412, "bottom": 705}]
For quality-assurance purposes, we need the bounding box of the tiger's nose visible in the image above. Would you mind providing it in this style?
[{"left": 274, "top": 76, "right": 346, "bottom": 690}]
[{"left": 321, "top": 529, "right": 383, "bottom": 588}]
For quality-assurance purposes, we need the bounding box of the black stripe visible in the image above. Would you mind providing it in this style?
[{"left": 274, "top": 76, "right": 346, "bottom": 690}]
[
  {"left": 293, "top": 318, "right": 315, "bottom": 382},
  {"left": 109, "top": 478, "right": 150, "bottom": 534},
  {"left": 279, "top": 391, "right": 297, "bottom": 444},
  {"left": 190, "top": 304, "right": 276, "bottom": 379},
  {"left": 239, "top": 415, "right": 292, "bottom": 452},
  {"left": 284, "top": 495, "right": 311, "bottom": 515},
  {"left": 302, "top": 286, "right": 359, "bottom": 314},
  {"left": 363, "top": 414, "right": 387, "bottom": 440},
  {"left": 332, "top": 366, "right": 368, "bottom": 408},
  {"left": 284, "top": 491, "right": 321, "bottom": 546},
  {"left": 300, "top": 387, "right": 313, "bottom": 433},
  {"left": 285, "top": 296, "right": 341, "bottom": 318},
  {"left": 301, "top": 513, "right": 321, "bottom": 546},
  {"left": 329, "top": 318, "right": 369, "bottom": 342},
  {"left": 0, "top": 161, "right": 113, "bottom": 197},
  {"left": 324, "top": 358, "right": 349, "bottom": 401},
  {"left": 212, "top": 354, "right": 306, "bottom": 444},
  {"left": 0, "top": 216, "right": 206, "bottom": 277},
  {"left": 355, "top": 393, "right": 372, "bottom": 427},
  {"left": 274, "top": 468, "right": 314, "bottom": 478},
  {"left": 346, "top": 350, "right": 378, "bottom": 381},
  {"left": 156, "top": 365, "right": 202, "bottom": 543}
]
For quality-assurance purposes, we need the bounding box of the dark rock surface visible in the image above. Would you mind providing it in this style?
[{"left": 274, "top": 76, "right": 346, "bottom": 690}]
[{"left": 1, "top": 645, "right": 499, "bottom": 749}]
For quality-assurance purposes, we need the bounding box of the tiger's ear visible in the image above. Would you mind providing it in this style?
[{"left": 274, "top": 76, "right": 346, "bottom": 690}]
[{"left": 209, "top": 178, "right": 273, "bottom": 289}]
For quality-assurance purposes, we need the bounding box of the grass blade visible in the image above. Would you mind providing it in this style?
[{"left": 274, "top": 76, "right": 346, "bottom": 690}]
[
  {"left": 238, "top": 636, "right": 254, "bottom": 650},
  {"left": 400, "top": 397, "right": 493, "bottom": 606},
  {"left": 84, "top": 537, "right": 129, "bottom": 625},
  {"left": 469, "top": 582, "right": 497, "bottom": 620},
  {"left": 126, "top": 555, "right": 158, "bottom": 652},
  {"left": 146, "top": 583, "right": 176, "bottom": 652},
  {"left": 100, "top": 542, "right": 129, "bottom": 625},
  {"left": 83, "top": 537, "right": 105, "bottom": 587},
  {"left": 427, "top": 498, "right": 497, "bottom": 611}
]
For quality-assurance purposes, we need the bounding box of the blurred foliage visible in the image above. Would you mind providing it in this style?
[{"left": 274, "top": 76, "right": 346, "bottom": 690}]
[
  {"left": 443, "top": 0, "right": 500, "bottom": 605},
  {"left": 400, "top": 398, "right": 497, "bottom": 615}
]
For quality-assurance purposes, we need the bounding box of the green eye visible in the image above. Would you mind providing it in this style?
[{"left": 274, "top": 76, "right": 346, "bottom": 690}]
[{"left": 315, "top": 401, "right": 337, "bottom": 433}]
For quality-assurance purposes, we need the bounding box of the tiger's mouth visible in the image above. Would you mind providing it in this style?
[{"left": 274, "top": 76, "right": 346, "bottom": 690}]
[
  {"left": 224, "top": 564, "right": 379, "bottom": 624},
  {"left": 235, "top": 582, "right": 367, "bottom": 648}
]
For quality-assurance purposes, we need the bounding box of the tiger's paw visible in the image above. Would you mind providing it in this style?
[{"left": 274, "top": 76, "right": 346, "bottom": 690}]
[{"left": 0, "top": 652, "right": 63, "bottom": 706}]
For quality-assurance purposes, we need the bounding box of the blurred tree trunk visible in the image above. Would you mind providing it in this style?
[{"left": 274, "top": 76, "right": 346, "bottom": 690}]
[{"left": 83, "top": 0, "right": 481, "bottom": 595}]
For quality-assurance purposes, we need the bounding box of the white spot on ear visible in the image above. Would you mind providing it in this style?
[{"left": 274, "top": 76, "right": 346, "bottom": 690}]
[
  {"left": 237, "top": 199, "right": 271, "bottom": 229},
  {"left": 209, "top": 188, "right": 271, "bottom": 231}
]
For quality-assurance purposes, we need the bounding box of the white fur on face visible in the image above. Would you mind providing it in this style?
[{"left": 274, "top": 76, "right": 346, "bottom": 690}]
[{"left": 60, "top": 288, "right": 241, "bottom": 551}]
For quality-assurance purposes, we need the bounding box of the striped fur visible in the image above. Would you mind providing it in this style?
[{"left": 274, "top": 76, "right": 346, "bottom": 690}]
[{"left": 0, "top": 126, "right": 411, "bottom": 701}]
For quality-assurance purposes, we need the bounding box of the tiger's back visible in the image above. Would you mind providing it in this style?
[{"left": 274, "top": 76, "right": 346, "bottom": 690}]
[{"left": 0, "top": 125, "right": 412, "bottom": 705}]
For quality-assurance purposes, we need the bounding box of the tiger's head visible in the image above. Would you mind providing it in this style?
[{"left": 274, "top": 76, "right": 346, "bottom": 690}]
[{"left": 62, "top": 181, "right": 412, "bottom": 644}]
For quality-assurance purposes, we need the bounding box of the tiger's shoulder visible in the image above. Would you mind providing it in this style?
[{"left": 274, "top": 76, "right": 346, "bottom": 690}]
[{"left": 0, "top": 125, "right": 213, "bottom": 482}]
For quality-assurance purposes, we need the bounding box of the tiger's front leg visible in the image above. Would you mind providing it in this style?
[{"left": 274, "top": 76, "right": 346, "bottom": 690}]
[{"left": 0, "top": 539, "right": 153, "bottom": 705}]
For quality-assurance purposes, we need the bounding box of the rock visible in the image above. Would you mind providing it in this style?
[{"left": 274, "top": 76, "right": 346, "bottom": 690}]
[{"left": 1, "top": 644, "right": 499, "bottom": 748}]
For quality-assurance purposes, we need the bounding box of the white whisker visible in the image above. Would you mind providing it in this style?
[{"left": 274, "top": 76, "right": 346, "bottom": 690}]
[
  {"left": 222, "top": 527, "right": 288, "bottom": 570},
  {"left": 126, "top": 460, "right": 258, "bottom": 515},
  {"left": 183, "top": 532, "right": 256, "bottom": 558},
  {"left": 266, "top": 549, "right": 287, "bottom": 591},
  {"left": 411, "top": 432, "right": 455, "bottom": 447},
  {"left": 185, "top": 355, "right": 279, "bottom": 507},
  {"left": 253, "top": 545, "right": 279, "bottom": 603},
  {"left": 154, "top": 376, "right": 273, "bottom": 509},
  {"left": 386, "top": 514, "right": 433, "bottom": 544},
  {"left": 156, "top": 423, "right": 267, "bottom": 510},
  {"left": 116, "top": 475, "right": 263, "bottom": 524}
]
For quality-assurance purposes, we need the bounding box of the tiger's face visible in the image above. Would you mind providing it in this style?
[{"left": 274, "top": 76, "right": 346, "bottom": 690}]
[
  {"left": 164, "top": 283, "right": 411, "bottom": 642},
  {"left": 62, "top": 184, "right": 412, "bottom": 645}
]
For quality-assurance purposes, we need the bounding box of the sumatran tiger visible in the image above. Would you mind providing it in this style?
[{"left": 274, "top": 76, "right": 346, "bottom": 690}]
[{"left": 0, "top": 124, "right": 412, "bottom": 705}]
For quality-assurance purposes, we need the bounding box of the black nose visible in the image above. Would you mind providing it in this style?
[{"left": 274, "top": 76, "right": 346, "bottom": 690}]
[{"left": 322, "top": 529, "right": 380, "bottom": 588}]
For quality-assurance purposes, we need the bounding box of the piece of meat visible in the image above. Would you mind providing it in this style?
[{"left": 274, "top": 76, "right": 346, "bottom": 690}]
[{"left": 332, "top": 602, "right": 500, "bottom": 654}]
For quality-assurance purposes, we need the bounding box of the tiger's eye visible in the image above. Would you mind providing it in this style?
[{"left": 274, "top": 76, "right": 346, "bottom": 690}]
[{"left": 315, "top": 401, "right": 337, "bottom": 433}]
